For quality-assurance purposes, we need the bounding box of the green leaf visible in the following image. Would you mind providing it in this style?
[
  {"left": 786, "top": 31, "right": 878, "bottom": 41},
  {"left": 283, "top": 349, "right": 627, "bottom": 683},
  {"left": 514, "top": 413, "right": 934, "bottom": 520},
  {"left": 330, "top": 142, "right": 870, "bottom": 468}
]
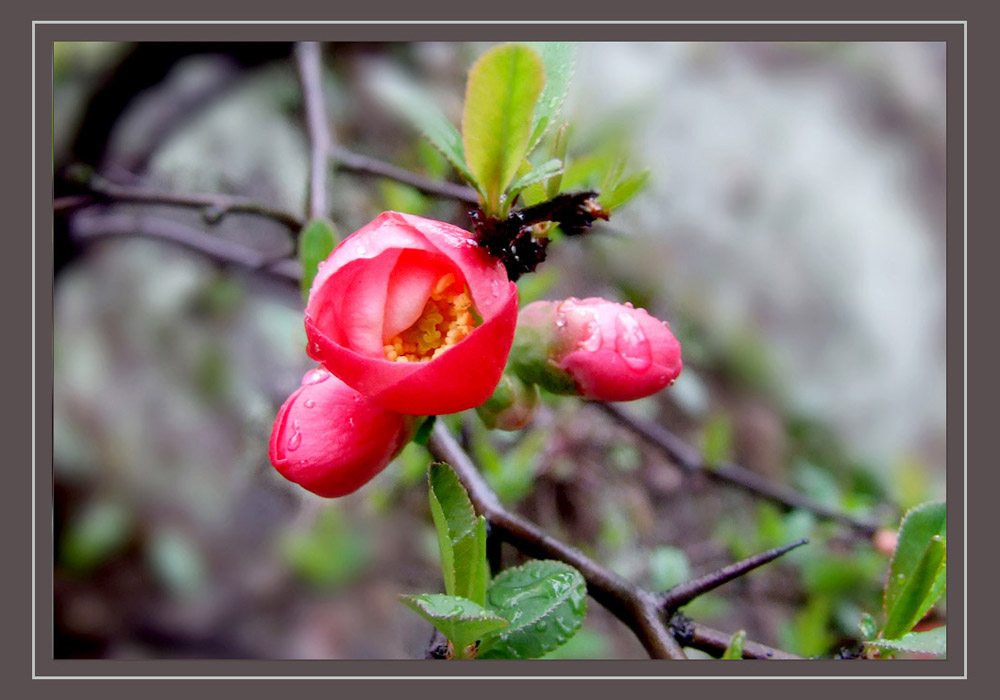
[
  {"left": 546, "top": 123, "right": 570, "bottom": 199},
  {"left": 721, "top": 629, "right": 747, "bottom": 659},
  {"left": 428, "top": 462, "right": 484, "bottom": 604},
  {"left": 298, "top": 218, "right": 337, "bottom": 302},
  {"left": 463, "top": 43, "right": 546, "bottom": 214},
  {"left": 60, "top": 500, "right": 132, "bottom": 575},
  {"left": 649, "top": 546, "right": 692, "bottom": 592},
  {"left": 411, "top": 415, "right": 437, "bottom": 447},
  {"left": 369, "top": 66, "right": 478, "bottom": 191},
  {"left": 507, "top": 158, "right": 564, "bottom": 197},
  {"left": 866, "top": 626, "right": 946, "bottom": 657},
  {"left": 883, "top": 501, "right": 946, "bottom": 639},
  {"left": 471, "top": 516, "right": 489, "bottom": 607},
  {"left": 701, "top": 413, "right": 733, "bottom": 468},
  {"left": 883, "top": 535, "right": 946, "bottom": 640},
  {"left": 400, "top": 593, "right": 509, "bottom": 655},
  {"left": 478, "top": 560, "right": 587, "bottom": 659},
  {"left": 599, "top": 168, "right": 651, "bottom": 211},
  {"left": 526, "top": 43, "right": 576, "bottom": 154}
]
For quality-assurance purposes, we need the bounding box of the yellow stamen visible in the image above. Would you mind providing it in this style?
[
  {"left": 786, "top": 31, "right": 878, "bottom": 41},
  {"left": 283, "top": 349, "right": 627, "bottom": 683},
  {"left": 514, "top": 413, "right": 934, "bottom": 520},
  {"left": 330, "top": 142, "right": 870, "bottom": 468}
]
[{"left": 384, "top": 273, "right": 478, "bottom": 362}]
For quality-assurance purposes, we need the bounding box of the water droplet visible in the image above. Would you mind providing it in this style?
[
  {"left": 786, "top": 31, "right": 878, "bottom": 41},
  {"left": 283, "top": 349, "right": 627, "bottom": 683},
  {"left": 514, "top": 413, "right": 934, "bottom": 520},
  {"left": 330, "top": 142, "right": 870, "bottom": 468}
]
[
  {"left": 579, "top": 321, "right": 602, "bottom": 352},
  {"left": 535, "top": 620, "right": 549, "bottom": 632},
  {"left": 897, "top": 574, "right": 906, "bottom": 581},
  {"left": 624, "top": 301, "right": 634, "bottom": 309},
  {"left": 490, "top": 279, "right": 499, "bottom": 298},
  {"left": 303, "top": 399, "right": 316, "bottom": 408},
  {"left": 286, "top": 421, "right": 302, "bottom": 452},
  {"left": 615, "top": 313, "right": 651, "bottom": 371},
  {"left": 348, "top": 417, "right": 356, "bottom": 428},
  {"left": 295, "top": 459, "right": 309, "bottom": 468},
  {"left": 302, "top": 369, "right": 329, "bottom": 385},
  {"left": 357, "top": 245, "right": 367, "bottom": 255}
]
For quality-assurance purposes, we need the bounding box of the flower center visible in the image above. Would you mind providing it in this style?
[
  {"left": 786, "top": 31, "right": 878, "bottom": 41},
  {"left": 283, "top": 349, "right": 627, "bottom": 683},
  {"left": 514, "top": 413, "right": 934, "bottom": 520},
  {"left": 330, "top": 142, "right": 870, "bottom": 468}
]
[{"left": 383, "top": 273, "right": 477, "bottom": 362}]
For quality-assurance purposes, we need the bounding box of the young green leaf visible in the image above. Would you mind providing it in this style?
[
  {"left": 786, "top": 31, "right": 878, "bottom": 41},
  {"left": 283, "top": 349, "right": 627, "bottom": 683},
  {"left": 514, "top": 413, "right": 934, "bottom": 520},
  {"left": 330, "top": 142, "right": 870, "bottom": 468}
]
[
  {"left": 526, "top": 43, "right": 576, "bottom": 153},
  {"left": 298, "top": 218, "right": 337, "bottom": 302},
  {"left": 411, "top": 415, "right": 437, "bottom": 447},
  {"left": 599, "top": 168, "right": 651, "bottom": 211},
  {"left": 477, "top": 559, "right": 587, "bottom": 659},
  {"left": 721, "top": 629, "right": 747, "bottom": 659},
  {"left": 546, "top": 123, "right": 570, "bottom": 199},
  {"left": 369, "top": 66, "right": 479, "bottom": 192},
  {"left": 883, "top": 501, "right": 946, "bottom": 639},
  {"left": 400, "top": 593, "right": 509, "bottom": 656},
  {"left": 883, "top": 535, "right": 946, "bottom": 640},
  {"left": 866, "top": 626, "right": 946, "bottom": 657},
  {"left": 463, "top": 44, "right": 546, "bottom": 214},
  {"left": 507, "top": 158, "right": 564, "bottom": 198},
  {"left": 428, "top": 462, "right": 487, "bottom": 605}
]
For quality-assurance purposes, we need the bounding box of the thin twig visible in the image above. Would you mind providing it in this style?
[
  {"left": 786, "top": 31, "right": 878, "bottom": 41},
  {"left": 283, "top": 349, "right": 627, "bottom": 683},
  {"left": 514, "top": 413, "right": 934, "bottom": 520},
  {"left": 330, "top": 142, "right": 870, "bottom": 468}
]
[
  {"left": 68, "top": 211, "right": 301, "bottom": 284},
  {"left": 54, "top": 178, "right": 305, "bottom": 231},
  {"left": 659, "top": 539, "right": 808, "bottom": 611},
  {"left": 332, "top": 145, "right": 479, "bottom": 204},
  {"left": 296, "top": 42, "right": 333, "bottom": 221},
  {"left": 595, "top": 402, "right": 881, "bottom": 538}
]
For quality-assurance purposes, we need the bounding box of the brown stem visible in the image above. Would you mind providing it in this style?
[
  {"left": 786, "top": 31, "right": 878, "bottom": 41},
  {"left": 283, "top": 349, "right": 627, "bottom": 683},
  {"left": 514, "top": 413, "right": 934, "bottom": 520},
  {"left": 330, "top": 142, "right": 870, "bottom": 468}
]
[
  {"left": 595, "top": 402, "right": 881, "bottom": 538},
  {"left": 295, "top": 42, "right": 334, "bottom": 221},
  {"left": 332, "top": 145, "right": 479, "bottom": 204},
  {"left": 54, "top": 177, "right": 304, "bottom": 231}
]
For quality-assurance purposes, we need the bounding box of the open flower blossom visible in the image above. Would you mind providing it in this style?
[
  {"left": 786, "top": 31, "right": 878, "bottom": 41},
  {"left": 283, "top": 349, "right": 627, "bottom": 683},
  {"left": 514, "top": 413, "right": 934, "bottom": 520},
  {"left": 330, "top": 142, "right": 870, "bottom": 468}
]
[
  {"left": 304, "top": 212, "right": 519, "bottom": 416},
  {"left": 511, "top": 297, "right": 683, "bottom": 402},
  {"left": 269, "top": 368, "right": 416, "bottom": 498}
]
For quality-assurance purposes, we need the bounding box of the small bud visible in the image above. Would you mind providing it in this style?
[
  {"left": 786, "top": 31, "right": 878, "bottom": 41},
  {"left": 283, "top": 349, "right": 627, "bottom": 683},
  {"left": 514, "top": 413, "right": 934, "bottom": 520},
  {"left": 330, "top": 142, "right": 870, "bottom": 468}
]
[
  {"left": 476, "top": 372, "right": 540, "bottom": 431},
  {"left": 510, "top": 297, "right": 682, "bottom": 402}
]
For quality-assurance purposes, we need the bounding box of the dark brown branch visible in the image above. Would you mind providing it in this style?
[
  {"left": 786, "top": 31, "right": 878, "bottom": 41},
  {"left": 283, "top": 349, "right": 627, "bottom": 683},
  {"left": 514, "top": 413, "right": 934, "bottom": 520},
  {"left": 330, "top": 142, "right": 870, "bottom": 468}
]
[
  {"left": 54, "top": 177, "right": 305, "bottom": 231},
  {"left": 659, "top": 539, "right": 808, "bottom": 611},
  {"left": 428, "top": 421, "right": 687, "bottom": 659},
  {"left": 685, "top": 619, "right": 800, "bottom": 660},
  {"left": 295, "top": 42, "right": 334, "bottom": 221},
  {"left": 68, "top": 211, "right": 301, "bottom": 285},
  {"left": 595, "top": 402, "right": 881, "bottom": 538},
  {"left": 332, "top": 145, "right": 479, "bottom": 204}
]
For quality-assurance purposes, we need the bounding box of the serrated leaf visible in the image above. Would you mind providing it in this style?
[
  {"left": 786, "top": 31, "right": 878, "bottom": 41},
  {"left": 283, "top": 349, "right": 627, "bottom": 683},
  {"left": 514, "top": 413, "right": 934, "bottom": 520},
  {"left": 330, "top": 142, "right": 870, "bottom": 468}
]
[
  {"left": 369, "top": 66, "right": 479, "bottom": 192},
  {"left": 883, "top": 501, "right": 946, "bottom": 638},
  {"left": 866, "top": 626, "right": 946, "bottom": 657},
  {"left": 526, "top": 43, "right": 576, "bottom": 153},
  {"left": 463, "top": 44, "right": 546, "bottom": 214},
  {"left": 599, "top": 168, "right": 651, "bottom": 211},
  {"left": 883, "top": 535, "right": 946, "bottom": 640},
  {"left": 428, "top": 463, "right": 483, "bottom": 604},
  {"left": 478, "top": 560, "right": 587, "bottom": 659},
  {"left": 400, "top": 593, "right": 509, "bottom": 653},
  {"left": 508, "top": 158, "right": 564, "bottom": 197},
  {"left": 298, "top": 218, "right": 337, "bottom": 302},
  {"left": 721, "top": 630, "right": 746, "bottom": 659}
]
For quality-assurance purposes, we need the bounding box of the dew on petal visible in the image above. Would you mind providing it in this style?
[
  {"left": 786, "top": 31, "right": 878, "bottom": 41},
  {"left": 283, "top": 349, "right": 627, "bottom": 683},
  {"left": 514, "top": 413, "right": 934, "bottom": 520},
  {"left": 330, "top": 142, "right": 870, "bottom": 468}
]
[
  {"left": 615, "top": 313, "right": 652, "bottom": 371},
  {"left": 303, "top": 399, "right": 316, "bottom": 409},
  {"left": 302, "top": 369, "right": 329, "bottom": 385},
  {"left": 286, "top": 421, "right": 302, "bottom": 452}
]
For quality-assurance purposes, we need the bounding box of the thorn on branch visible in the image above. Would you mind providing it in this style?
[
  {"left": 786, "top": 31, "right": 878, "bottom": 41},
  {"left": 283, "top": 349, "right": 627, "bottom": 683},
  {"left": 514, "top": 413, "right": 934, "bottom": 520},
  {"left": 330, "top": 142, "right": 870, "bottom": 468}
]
[{"left": 659, "top": 539, "right": 809, "bottom": 612}]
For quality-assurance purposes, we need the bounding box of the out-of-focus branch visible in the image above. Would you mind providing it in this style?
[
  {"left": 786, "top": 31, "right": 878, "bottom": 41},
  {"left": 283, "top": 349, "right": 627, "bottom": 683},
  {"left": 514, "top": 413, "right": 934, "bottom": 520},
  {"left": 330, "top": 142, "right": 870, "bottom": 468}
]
[
  {"left": 332, "top": 145, "right": 480, "bottom": 204},
  {"left": 68, "top": 211, "right": 300, "bottom": 284},
  {"left": 54, "top": 175, "right": 305, "bottom": 231},
  {"left": 595, "top": 402, "right": 882, "bottom": 538},
  {"left": 295, "top": 42, "right": 334, "bottom": 221}
]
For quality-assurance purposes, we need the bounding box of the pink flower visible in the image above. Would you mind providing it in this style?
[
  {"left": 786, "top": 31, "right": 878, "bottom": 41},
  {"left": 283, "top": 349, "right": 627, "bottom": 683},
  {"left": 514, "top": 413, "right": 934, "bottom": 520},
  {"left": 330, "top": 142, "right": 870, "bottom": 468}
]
[
  {"left": 269, "top": 368, "right": 415, "bottom": 498},
  {"left": 304, "top": 212, "right": 519, "bottom": 416},
  {"left": 512, "top": 297, "right": 682, "bottom": 402}
]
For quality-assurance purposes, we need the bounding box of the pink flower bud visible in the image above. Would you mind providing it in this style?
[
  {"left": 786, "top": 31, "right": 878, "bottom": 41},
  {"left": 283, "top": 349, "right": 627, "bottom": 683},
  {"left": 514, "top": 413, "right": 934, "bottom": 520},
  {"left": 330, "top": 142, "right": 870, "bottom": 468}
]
[
  {"left": 304, "top": 212, "right": 519, "bottom": 416},
  {"left": 512, "top": 297, "right": 683, "bottom": 402},
  {"left": 269, "top": 368, "right": 415, "bottom": 498}
]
